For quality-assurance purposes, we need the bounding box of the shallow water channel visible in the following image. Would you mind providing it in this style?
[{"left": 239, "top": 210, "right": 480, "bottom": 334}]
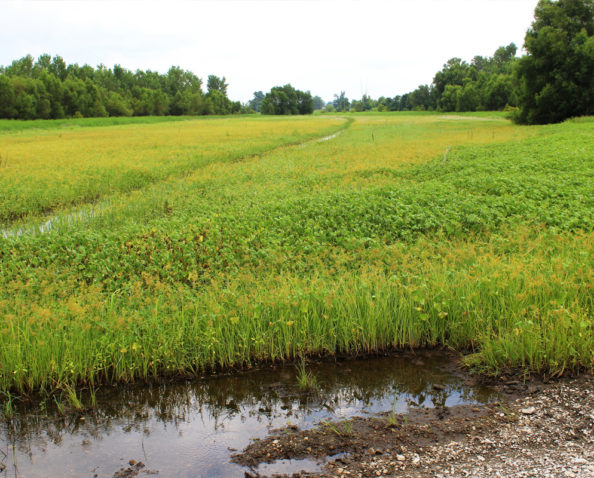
[{"left": 1, "top": 354, "right": 497, "bottom": 478}]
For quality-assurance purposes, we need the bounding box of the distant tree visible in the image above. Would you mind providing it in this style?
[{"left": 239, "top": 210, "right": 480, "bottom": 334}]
[
  {"left": 312, "top": 95, "right": 325, "bottom": 110},
  {"left": 32, "top": 54, "right": 52, "bottom": 77},
  {"left": 514, "top": 0, "right": 594, "bottom": 124},
  {"left": 4, "top": 55, "right": 34, "bottom": 77},
  {"left": 483, "top": 74, "right": 517, "bottom": 110},
  {"left": 409, "top": 84, "right": 434, "bottom": 110},
  {"left": 0, "top": 53, "right": 248, "bottom": 119},
  {"left": 376, "top": 96, "right": 390, "bottom": 111},
  {"left": 457, "top": 83, "right": 480, "bottom": 111},
  {"left": 0, "top": 76, "right": 17, "bottom": 118},
  {"left": 12, "top": 77, "right": 37, "bottom": 119},
  {"left": 105, "top": 91, "right": 133, "bottom": 116},
  {"left": 400, "top": 92, "right": 412, "bottom": 110},
  {"left": 471, "top": 55, "right": 490, "bottom": 72},
  {"left": 433, "top": 58, "right": 470, "bottom": 100},
  {"left": 439, "top": 84, "right": 462, "bottom": 111},
  {"left": 207, "top": 75, "right": 228, "bottom": 96},
  {"left": 492, "top": 43, "right": 518, "bottom": 72},
  {"left": 261, "top": 84, "right": 313, "bottom": 115},
  {"left": 240, "top": 102, "right": 255, "bottom": 114},
  {"left": 249, "top": 91, "right": 265, "bottom": 112},
  {"left": 151, "top": 90, "right": 171, "bottom": 115},
  {"left": 230, "top": 101, "right": 242, "bottom": 114},
  {"left": 49, "top": 56, "right": 68, "bottom": 81},
  {"left": 333, "top": 91, "right": 350, "bottom": 111},
  {"left": 167, "top": 66, "right": 202, "bottom": 97},
  {"left": 351, "top": 94, "right": 374, "bottom": 112},
  {"left": 386, "top": 95, "right": 401, "bottom": 111},
  {"left": 297, "top": 90, "right": 314, "bottom": 114},
  {"left": 206, "top": 89, "right": 232, "bottom": 115}
]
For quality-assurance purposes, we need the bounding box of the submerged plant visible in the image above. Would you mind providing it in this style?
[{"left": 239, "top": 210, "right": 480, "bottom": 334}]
[
  {"left": 2, "top": 393, "right": 14, "bottom": 421},
  {"left": 321, "top": 419, "right": 354, "bottom": 437},
  {"left": 386, "top": 395, "right": 401, "bottom": 427},
  {"left": 296, "top": 358, "right": 318, "bottom": 393}
]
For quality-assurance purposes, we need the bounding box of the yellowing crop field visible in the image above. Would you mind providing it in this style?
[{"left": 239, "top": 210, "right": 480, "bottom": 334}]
[
  {"left": 0, "top": 115, "right": 345, "bottom": 222},
  {"left": 0, "top": 112, "right": 592, "bottom": 397}
]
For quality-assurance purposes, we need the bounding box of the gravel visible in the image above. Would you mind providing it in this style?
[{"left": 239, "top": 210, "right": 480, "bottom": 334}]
[{"left": 336, "top": 374, "right": 594, "bottom": 478}]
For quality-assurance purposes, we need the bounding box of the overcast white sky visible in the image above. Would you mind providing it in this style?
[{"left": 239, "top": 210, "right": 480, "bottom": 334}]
[{"left": 1, "top": 0, "right": 539, "bottom": 103}]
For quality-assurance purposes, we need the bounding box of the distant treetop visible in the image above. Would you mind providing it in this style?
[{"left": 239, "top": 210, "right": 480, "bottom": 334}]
[
  {"left": 0, "top": 55, "right": 247, "bottom": 119},
  {"left": 261, "top": 84, "right": 314, "bottom": 115}
]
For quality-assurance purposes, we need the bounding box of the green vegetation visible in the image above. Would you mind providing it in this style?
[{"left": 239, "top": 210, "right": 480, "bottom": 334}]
[
  {"left": 321, "top": 420, "right": 354, "bottom": 437},
  {"left": 337, "top": 0, "right": 593, "bottom": 124},
  {"left": 0, "top": 114, "right": 206, "bottom": 133},
  {"left": 2, "top": 1, "right": 590, "bottom": 125},
  {"left": 375, "top": 43, "right": 519, "bottom": 113},
  {"left": 0, "top": 115, "right": 344, "bottom": 222},
  {"left": 296, "top": 358, "right": 318, "bottom": 393},
  {"left": 261, "top": 84, "right": 314, "bottom": 115},
  {"left": 0, "top": 112, "right": 592, "bottom": 400},
  {"left": 0, "top": 55, "right": 246, "bottom": 120},
  {"left": 515, "top": 0, "right": 594, "bottom": 124}
]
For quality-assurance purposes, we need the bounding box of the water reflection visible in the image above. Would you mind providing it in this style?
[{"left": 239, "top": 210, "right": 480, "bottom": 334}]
[
  {"left": 1, "top": 204, "right": 107, "bottom": 239},
  {"left": 1, "top": 353, "right": 497, "bottom": 478}
]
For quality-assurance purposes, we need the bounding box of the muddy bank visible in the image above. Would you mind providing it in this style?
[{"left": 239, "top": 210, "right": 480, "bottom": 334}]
[
  {"left": 233, "top": 374, "right": 594, "bottom": 478},
  {"left": 2, "top": 351, "right": 591, "bottom": 477},
  {"left": 0, "top": 351, "right": 498, "bottom": 478}
]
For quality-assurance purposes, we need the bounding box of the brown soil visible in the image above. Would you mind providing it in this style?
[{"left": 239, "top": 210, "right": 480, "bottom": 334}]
[{"left": 232, "top": 373, "right": 594, "bottom": 478}]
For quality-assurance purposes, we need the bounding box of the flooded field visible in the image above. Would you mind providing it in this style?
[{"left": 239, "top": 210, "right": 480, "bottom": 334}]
[{"left": 0, "top": 353, "right": 498, "bottom": 478}]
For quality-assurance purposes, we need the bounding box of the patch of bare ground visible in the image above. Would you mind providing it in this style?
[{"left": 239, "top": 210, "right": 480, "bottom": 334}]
[{"left": 233, "top": 374, "right": 594, "bottom": 478}]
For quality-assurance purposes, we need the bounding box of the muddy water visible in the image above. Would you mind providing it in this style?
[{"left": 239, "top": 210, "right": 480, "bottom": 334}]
[{"left": 0, "top": 354, "right": 497, "bottom": 477}]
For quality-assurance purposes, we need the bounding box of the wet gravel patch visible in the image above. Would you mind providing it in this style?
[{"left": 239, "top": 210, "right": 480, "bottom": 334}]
[{"left": 233, "top": 374, "right": 594, "bottom": 478}]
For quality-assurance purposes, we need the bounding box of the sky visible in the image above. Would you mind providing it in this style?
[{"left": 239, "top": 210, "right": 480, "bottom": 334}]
[{"left": 0, "top": 0, "right": 540, "bottom": 103}]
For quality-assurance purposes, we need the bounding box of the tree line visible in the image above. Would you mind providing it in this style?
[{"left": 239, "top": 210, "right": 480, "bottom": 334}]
[
  {"left": 324, "top": 0, "right": 593, "bottom": 124},
  {"left": 325, "top": 43, "right": 522, "bottom": 113},
  {"left": 0, "top": 55, "right": 248, "bottom": 119},
  {"left": 1, "top": 0, "right": 591, "bottom": 124},
  {"left": 248, "top": 87, "right": 323, "bottom": 114}
]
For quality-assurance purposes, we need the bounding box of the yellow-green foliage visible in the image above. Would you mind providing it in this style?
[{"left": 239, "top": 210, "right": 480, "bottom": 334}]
[
  {"left": 0, "top": 115, "right": 344, "bottom": 222},
  {"left": 0, "top": 112, "right": 592, "bottom": 396}
]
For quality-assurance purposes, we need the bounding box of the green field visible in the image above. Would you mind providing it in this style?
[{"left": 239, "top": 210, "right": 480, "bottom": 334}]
[{"left": 1, "top": 112, "right": 592, "bottom": 398}]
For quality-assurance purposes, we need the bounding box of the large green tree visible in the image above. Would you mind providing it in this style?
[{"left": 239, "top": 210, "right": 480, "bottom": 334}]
[
  {"left": 261, "top": 84, "right": 313, "bottom": 115},
  {"left": 515, "top": 0, "right": 594, "bottom": 124}
]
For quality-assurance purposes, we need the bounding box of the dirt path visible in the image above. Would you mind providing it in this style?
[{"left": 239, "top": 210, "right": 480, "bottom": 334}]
[{"left": 233, "top": 374, "right": 594, "bottom": 478}]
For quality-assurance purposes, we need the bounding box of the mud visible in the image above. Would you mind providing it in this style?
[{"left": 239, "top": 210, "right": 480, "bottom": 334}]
[
  {"left": 233, "top": 373, "right": 594, "bottom": 478},
  {"left": 0, "top": 351, "right": 498, "bottom": 478}
]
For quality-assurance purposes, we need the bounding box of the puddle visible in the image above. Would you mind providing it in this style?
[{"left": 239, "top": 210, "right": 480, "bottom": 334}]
[
  {"left": 1, "top": 204, "right": 107, "bottom": 238},
  {"left": 316, "top": 131, "right": 342, "bottom": 142},
  {"left": 0, "top": 353, "right": 497, "bottom": 477},
  {"left": 300, "top": 130, "right": 343, "bottom": 148},
  {"left": 255, "top": 457, "right": 323, "bottom": 476}
]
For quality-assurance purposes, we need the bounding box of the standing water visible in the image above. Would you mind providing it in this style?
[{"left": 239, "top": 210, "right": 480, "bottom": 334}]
[{"left": 0, "top": 353, "right": 497, "bottom": 477}]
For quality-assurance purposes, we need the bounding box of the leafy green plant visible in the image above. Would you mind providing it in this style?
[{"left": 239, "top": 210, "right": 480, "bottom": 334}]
[
  {"left": 296, "top": 358, "right": 318, "bottom": 393},
  {"left": 63, "top": 385, "right": 84, "bottom": 412},
  {"left": 2, "top": 393, "right": 14, "bottom": 421},
  {"left": 321, "top": 419, "right": 354, "bottom": 437}
]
